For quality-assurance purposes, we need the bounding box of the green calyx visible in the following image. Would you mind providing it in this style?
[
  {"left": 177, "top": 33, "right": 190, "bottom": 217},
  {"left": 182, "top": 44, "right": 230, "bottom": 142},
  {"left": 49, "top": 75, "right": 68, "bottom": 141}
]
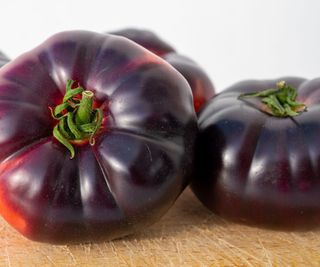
[
  {"left": 51, "top": 80, "right": 103, "bottom": 159},
  {"left": 239, "top": 81, "right": 307, "bottom": 117}
]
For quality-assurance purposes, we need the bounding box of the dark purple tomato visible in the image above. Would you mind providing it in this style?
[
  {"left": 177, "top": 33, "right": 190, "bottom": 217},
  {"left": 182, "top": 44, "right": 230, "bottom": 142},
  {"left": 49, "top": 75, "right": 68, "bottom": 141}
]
[
  {"left": 110, "top": 28, "right": 176, "bottom": 57},
  {"left": 0, "top": 30, "right": 197, "bottom": 243},
  {"left": 0, "top": 51, "right": 9, "bottom": 67},
  {"left": 192, "top": 77, "right": 320, "bottom": 230},
  {"left": 110, "top": 28, "right": 215, "bottom": 112}
]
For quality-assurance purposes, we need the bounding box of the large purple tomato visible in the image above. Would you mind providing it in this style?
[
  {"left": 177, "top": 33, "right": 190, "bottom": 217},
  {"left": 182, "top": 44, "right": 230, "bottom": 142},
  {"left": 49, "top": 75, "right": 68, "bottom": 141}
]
[
  {"left": 192, "top": 77, "right": 320, "bottom": 230},
  {"left": 0, "top": 31, "right": 197, "bottom": 243}
]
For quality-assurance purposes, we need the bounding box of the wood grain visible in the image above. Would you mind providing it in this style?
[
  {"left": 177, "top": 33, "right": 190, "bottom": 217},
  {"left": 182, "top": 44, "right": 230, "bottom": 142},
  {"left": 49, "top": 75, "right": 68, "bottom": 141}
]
[{"left": 0, "top": 188, "right": 319, "bottom": 267}]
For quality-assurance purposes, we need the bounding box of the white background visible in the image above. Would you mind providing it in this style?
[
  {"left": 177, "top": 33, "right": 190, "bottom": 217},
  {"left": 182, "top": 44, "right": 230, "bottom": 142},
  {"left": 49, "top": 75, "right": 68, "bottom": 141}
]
[{"left": 1, "top": 0, "right": 320, "bottom": 92}]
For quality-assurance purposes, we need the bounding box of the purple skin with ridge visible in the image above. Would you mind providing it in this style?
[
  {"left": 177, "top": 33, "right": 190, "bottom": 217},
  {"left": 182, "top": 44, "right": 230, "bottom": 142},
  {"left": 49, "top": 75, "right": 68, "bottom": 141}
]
[
  {"left": 0, "top": 31, "right": 197, "bottom": 243},
  {"left": 111, "top": 28, "right": 215, "bottom": 113},
  {"left": 192, "top": 77, "right": 320, "bottom": 230}
]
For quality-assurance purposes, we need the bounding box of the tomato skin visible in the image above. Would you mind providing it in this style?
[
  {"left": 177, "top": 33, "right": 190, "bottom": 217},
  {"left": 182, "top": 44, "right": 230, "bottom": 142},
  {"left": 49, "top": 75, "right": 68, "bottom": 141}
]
[
  {"left": 111, "top": 28, "right": 215, "bottom": 112},
  {"left": 0, "top": 31, "right": 197, "bottom": 243},
  {"left": 192, "top": 77, "right": 320, "bottom": 230},
  {"left": 110, "top": 28, "right": 176, "bottom": 57}
]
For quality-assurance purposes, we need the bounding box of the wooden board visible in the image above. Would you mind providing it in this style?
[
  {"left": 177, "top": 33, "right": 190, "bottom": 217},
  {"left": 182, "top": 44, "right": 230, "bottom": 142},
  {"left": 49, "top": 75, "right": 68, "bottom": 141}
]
[{"left": 0, "top": 188, "right": 319, "bottom": 266}]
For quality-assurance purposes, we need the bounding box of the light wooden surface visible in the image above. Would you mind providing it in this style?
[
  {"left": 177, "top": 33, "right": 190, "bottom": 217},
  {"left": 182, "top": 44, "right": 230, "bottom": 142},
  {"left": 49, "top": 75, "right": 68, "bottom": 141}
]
[{"left": 0, "top": 188, "right": 319, "bottom": 267}]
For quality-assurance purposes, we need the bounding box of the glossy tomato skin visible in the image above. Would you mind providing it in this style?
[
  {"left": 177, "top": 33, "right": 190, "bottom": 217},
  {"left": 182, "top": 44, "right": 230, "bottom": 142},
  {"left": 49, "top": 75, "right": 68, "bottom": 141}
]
[
  {"left": 111, "top": 28, "right": 215, "bottom": 112},
  {"left": 0, "top": 52, "right": 9, "bottom": 67},
  {"left": 110, "top": 28, "right": 176, "bottom": 56},
  {"left": 192, "top": 77, "right": 320, "bottom": 230},
  {"left": 0, "top": 31, "right": 197, "bottom": 243}
]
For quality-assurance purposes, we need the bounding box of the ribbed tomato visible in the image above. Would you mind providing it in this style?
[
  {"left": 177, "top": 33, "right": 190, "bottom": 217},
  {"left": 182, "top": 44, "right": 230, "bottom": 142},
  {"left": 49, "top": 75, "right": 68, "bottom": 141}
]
[
  {"left": 0, "top": 31, "right": 197, "bottom": 243},
  {"left": 192, "top": 77, "right": 320, "bottom": 229}
]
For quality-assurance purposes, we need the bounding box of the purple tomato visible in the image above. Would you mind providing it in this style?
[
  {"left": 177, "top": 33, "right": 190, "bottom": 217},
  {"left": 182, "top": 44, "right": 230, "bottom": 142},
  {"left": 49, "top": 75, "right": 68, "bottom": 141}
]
[
  {"left": 111, "top": 28, "right": 215, "bottom": 112},
  {"left": 0, "top": 30, "right": 197, "bottom": 243},
  {"left": 192, "top": 77, "right": 320, "bottom": 230}
]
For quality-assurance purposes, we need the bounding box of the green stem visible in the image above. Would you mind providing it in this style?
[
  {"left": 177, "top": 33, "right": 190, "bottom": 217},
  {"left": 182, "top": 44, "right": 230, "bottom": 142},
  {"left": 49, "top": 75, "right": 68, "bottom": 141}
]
[
  {"left": 75, "top": 90, "right": 94, "bottom": 124},
  {"left": 50, "top": 80, "right": 103, "bottom": 159},
  {"left": 53, "top": 124, "right": 75, "bottom": 159},
  {"left": 239, "top": 80, "right": 307, "bottom": 117}
]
